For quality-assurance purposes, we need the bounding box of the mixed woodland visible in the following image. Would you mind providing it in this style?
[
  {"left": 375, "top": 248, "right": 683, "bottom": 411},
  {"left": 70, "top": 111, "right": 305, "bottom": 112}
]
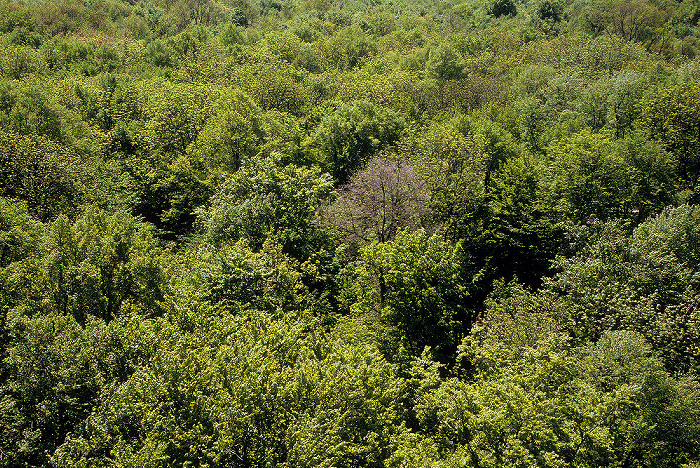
[{"left": 1, "top": 0, "right": 700, "bottom": 465}]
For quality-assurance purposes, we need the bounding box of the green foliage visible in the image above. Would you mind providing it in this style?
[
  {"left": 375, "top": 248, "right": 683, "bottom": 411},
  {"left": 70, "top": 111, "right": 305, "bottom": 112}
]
[
  {"left": 638, "top": 81, "right": 700, "bottom": 194},
  {"left": 579, "top": 69, "right": 647, "bottom": 136},
  {"left": 478, "top": 154, "right": 558, "bottom": 287},
  {"left": 197, "top": 238, "right": 309, "bottom": 313},
  {"left": 573, "top": 331, "right": 700, "bottom": 466},
  {"left": 353, "top": 229, "right": 470, "bottom": 362},
  {"left": 304, "top": 100, "right": 405, "bottom": 184},
  {"left": 124, "top": 85, "right": 263, "bottom": 238},
  {"left": 189, "top": 88, "right": 264, "bottom": 173},
  {"left": 218, "top": 22, "right": 246, "bottom": 46},
  {"left": 488, "top": 0, "right": 517, "bottom": 18},
  {"left": 74, "top": 73, "right": 140, "bottom": 132},
  {"left": 537, "top": 0, "right": 564, "bottom": 24},
  {"left": 2, "top": 206, "right": 166, "bottom": 324},
  {"left": 152, "top": 153, "right": 214, "bottom": 238},
  {"left": 400, "top": 329, "right": 700, "bottom": 468},
  {"left": 462, "top": 282, "right": 568, "bottom": 372},
  {"left": 0, "top": 197, "right": 42, "bottom": 269},
  {"left": 0, "top": 312, "right": 126, "bottom": 468},
  {"left": 136, "top": 80, "right": 215, "bottom": 156},
  {"left": 144, "top": 38, "right": 176, "bottom": 67},
  {"left": 403, "top": 116, "right": 492, "bottom": 243},
  {"left": 547, "top": 205, "right": 700, "bottom": 373},
  {"left": 425, "top": 42, "right": 466, "bottom": 81},
  {"left": 581, "top": 0, "right": 669, "bottom": 45},
  {"left": 244, "top": 64, "right": 311, "bottom": 115},
  {"left": 198, "top": 153, "right": 334, "bottom": 259},
  {"left": 0, "top": 132, "right": 85, "bottom": 220},
  {"left": 513, "top": 67, "right": 586, "bottom": 151},
  {"left": 323, "top": 25, "right": 377, "bottom": 70},
  {"left": 41, "top": 38, "right": 122, "bottom": 76},
  {"left": 53, "top": 309, "right": 406, "bottom": 467},
  {"left": 616, "top": 131, "right": 676, "bottom": 220},
  {"left": 1, "top": 0, "right": 700, "bottom": 465},
  {"left": 0, "top": 2, "right": 33, "bottom": 34},
  {"left": 0, "top": 83, "right": 77, "bottom": 143},
  {"left": 0, "top": 45, "right": 44, "bottom": 78},
  {"left": 543, "top": 130, "right": 632, "bottom": 222}
]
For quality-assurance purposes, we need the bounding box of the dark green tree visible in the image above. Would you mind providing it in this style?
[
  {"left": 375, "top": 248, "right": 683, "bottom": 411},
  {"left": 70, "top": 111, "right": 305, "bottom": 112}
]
[
  {"left": 198, "top": 153, "right": 334, "bottom": 260},
  {"left": 547, "top": 205, "right": 700, "bottom": 373},
  {"left": 303, "top": 100, "right": 405, "bottom": 185},
  {"left": 638, "top": 82, "right": 700, "bottom": 200},
  {"left": 353, "top": 229, "right": 471, "bottom": 362}
]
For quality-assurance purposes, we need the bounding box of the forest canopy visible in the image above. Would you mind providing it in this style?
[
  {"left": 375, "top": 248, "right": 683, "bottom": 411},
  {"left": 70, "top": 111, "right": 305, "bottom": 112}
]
[{"left": 1, "top": 0, "right": 700, "bottom": 465}]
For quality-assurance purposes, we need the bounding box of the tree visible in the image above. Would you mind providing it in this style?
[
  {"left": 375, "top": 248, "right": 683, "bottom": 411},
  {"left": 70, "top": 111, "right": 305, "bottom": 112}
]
[
  {"left": 617, "top": 131, "right": 676, "bottom": 221},
  {"left": 479, "top": 154, "right": 559, "bottom": 288},
  {"left": 353, "top": 229, "right": 471, "bottom": 362},
  {"left": 303, "top": 100, "right": 405, "bottom": 185},
  {"left": 2, "top": 206, "right": 167, "bottom": 324},
  {"left": 197, "top": 153, "right": 334, "bottom": 260},
  {"left": 322, "top": 26, "right": 377, "bottom": 70},
  {"left": 538, "top": 0, "right": 564, "bottom": 23},
  {"left": 0, "top": 313, "right": 124, "bottom": 468},
  {"left": 638, "top": 82, "right": 700, "bottom": 198},
  {"left": 53, "top": 309, "right": 407, "bottom": 467},
  {"left": 403, "top": 118, "right": 489, "bottom": 243},
  {"left": 0, "top": 132, "right": 85, "bottom": 221},
  {"left": 395, "top": 329, "right": 700, "bottom": 467},
  {"left": 197, "top": 238, "right": 309, "bottom": 313},
  {"left": 0, "top": 83, "right": 68, "bottom": 142},
  {"left": 547, "top": 205, "right": 700, "bottom": 374},
  {"left": 426, "top": 43, "right": 465, "bottom": 82},
  {"left": 135, "top": 80, "right": 215, "bottom": 156},
  {"left": 542, "top": 130, "right": 632, "bottom": 223},
  {"left": 584, "top": 0, "right": 667, "bottom": 43},
  {"left": 0, "top": 197, "right": 43, "bottom": 314},
  {"left": 244, "top": 64, "right": 310, "bottom": 116},
  {"left": 322, "top": 156, "right": 431, "bottom": 245},
  {"left": 0, "top": 197, "right": 42, "bottom": 269},
  {"left": 488, "top": 0, "right": 517, "bottom": 17},
  {"left": 425, "top": 43, "right": 466, "bottom": 107}
]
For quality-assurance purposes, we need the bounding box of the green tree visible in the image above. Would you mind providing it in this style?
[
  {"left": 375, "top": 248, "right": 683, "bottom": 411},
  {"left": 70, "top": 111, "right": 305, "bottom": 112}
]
[
  {"left": 353, "top": 229, "right": 470, "bottom": 362},
  {"left": 402, "top": 118, "right": 489, "bottom": 243},
  {"left": 322, "top": 25, "right": 377, "bottom": 70},
  {"left": 394, "top": 329, "right": 700, "bottom": 467},
  {"left": 0, "top": 132, "right": 85, "bottom": 220},
  {"left": 196, "top": 238, "right": 309, "bottom": 313},
  {"left": 425, "top": 43, "right": 466, "bottom": 107},
  {"left": 3, "top": 206, "right": 167, "bottom": 324},
  {"left": 583, "top": 0, "right": 668, "bottom": 44},
  {"left": 0, "top": 197, "right": 42, "bottom": 269},
  {"left": 0, "top": 197, "right": 43, "bottom": 316},
  {"left": 135, "top": 80, "right": 215, "bottom": 157},
  {"left": 478, "top": 154, "right": 558, "bottom": 288},
  {"left": 489, "top": 0, "right": 517, "bottom": 17},
  {"left": 0, "top": 312, "right": 125, "bottom": 468},
  {"left": 547, "top": 205, "right": 700, "bottom": 373},
  {"left": 303, "top": 100, "right": 405, "bottom": 184},
  {"left": 425, "top": 42, "right": 466, "bottom": 82},
  {"left": 542, "top": 130, "right": 632, "bottom": 223},
  {"left": 638, "top": 82, "right": 700, "bottom": 199},
  {"left": 53, "top": 308, "right": 407, "bottom": 467},
  {"left": 124, "top": 81, "right": 218, "bottom": 236},
  {"left": 0, "top": 82, "right": 78, "bottom": 143},
  {"left": 198, "top": 153, "right": 334, "bottom": 259},
  {"left": 617, "top": 131, "right": 676, "bottom": 221}
]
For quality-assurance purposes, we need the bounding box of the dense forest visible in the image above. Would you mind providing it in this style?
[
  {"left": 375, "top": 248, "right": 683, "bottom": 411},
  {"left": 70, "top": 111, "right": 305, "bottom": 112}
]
[{"left": 1, "top": 0, "right": 700, "bottom": 465}]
